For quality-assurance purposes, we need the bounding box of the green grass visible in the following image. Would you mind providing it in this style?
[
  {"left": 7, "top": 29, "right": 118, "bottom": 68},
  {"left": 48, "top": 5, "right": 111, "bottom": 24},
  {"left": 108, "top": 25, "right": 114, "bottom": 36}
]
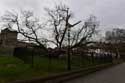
[
  {"left": 0, "top": 56, "right": 23, "bottom": 65},
  {"left": 0, "top": 56, "right": 48, "bottom": 83},
  {"left": 0, "top": 56, "right": 69, "bottom": 83},
  {"left": 33, "top": 57, "right": 67, "bottom": 72},
  {"left": 0, "top": 55, "right": 110, "bottom": 83}
]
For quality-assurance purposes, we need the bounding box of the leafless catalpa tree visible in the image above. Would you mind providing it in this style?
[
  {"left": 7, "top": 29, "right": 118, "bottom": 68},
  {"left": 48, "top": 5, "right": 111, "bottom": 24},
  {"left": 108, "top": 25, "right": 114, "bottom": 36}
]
[
  {"left": 46, "top": 4, "right": 99, "bottom": 49},
  {"left": 45, "top": 4, "right": 81, "bottom": 49},
  {"left": 1, "top": 10, "right": 47, "bottom": 49},
  {"left": 45, "top": 4, "right": 99, "bottom": 70}
]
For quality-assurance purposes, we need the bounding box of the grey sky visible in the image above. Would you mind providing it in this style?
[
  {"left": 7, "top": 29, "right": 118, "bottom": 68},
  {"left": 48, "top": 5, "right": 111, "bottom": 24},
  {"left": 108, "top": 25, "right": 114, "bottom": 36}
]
[{"left": 0, "top": 0, "right": 125, "bottom": 33}]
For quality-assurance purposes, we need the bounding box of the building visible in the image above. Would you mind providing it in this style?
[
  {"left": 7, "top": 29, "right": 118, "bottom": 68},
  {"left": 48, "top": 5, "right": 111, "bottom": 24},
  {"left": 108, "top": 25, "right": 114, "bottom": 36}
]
[
  {"left": 0, "top": 28, "right": 39, "bottom": 56},
  {"left": 0, "top": 28, "right": 18, "bottom": 48}
]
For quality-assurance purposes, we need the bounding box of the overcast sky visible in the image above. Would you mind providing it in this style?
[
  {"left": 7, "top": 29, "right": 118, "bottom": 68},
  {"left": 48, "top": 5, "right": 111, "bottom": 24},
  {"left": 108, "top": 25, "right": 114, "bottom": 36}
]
[{"left": 0, "top": 0, "right": 125, "bottom": 35}]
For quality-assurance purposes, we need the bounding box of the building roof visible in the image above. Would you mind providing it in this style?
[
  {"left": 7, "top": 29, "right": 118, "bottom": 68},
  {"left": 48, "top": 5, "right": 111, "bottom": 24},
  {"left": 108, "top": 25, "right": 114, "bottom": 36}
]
[{"left": 2, "top": 28, "right": 18, "bottom": 33}]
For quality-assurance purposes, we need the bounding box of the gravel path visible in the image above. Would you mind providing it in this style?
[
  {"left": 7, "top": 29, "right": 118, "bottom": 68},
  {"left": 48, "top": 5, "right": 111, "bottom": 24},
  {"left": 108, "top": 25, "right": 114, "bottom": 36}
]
[{"left": 64, "top": 63, "right": 125, "bottom": 83}]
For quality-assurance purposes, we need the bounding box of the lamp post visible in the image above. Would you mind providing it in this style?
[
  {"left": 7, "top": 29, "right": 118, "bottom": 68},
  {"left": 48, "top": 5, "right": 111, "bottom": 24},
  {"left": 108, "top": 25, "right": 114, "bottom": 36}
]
[{"left": 67, "top": 26, "right": 71, "bottom": 70}]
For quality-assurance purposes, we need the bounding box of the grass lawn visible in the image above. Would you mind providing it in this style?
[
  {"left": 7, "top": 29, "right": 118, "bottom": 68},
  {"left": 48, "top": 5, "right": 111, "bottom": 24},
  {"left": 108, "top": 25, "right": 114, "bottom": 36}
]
[
  {"left": 0, "top": 55, "right": 107, "bottom": 83},
  {"left": 0, "top": 56, "right": 48, "bottom": 83}
]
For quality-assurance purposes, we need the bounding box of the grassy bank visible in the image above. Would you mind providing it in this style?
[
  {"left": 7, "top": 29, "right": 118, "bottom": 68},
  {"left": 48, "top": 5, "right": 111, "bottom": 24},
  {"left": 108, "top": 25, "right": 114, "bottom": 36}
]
[{"left": 0, "top": 56, "right": 115, "bottom": 83}]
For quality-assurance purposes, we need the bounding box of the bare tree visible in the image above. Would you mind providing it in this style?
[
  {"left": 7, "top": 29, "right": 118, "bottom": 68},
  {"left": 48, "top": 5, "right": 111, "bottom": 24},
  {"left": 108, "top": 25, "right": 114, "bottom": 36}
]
[
  {"left": 1, "top": 10, "right": 47, "bottom": 49},
  {"left": 45, "top": 4, "right": 81, "bottom": 50},
  {"left": 46, "top": 4, "right": 99, "bottom": 70},
  {"left": 46, "top": 4, "right": 99, "bottom": 49},
  {"left": 70, "top": 15, "right": 99, "bottom": 48}
]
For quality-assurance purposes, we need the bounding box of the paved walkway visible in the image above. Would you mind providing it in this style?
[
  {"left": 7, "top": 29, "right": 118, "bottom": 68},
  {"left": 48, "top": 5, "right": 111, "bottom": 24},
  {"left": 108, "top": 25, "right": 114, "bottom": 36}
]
[{"left": 64, "top": 63, "right": 125, "bottom": 83}]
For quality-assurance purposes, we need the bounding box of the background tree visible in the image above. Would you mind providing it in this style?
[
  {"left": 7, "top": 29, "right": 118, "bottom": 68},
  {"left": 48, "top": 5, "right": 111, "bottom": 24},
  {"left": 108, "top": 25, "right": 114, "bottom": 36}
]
[
  {"left": 105, "top": 28, "right": 125, "bottom": 59},
  {"left": 105, "top": 28, "right": 125, "bottom": 43}
]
